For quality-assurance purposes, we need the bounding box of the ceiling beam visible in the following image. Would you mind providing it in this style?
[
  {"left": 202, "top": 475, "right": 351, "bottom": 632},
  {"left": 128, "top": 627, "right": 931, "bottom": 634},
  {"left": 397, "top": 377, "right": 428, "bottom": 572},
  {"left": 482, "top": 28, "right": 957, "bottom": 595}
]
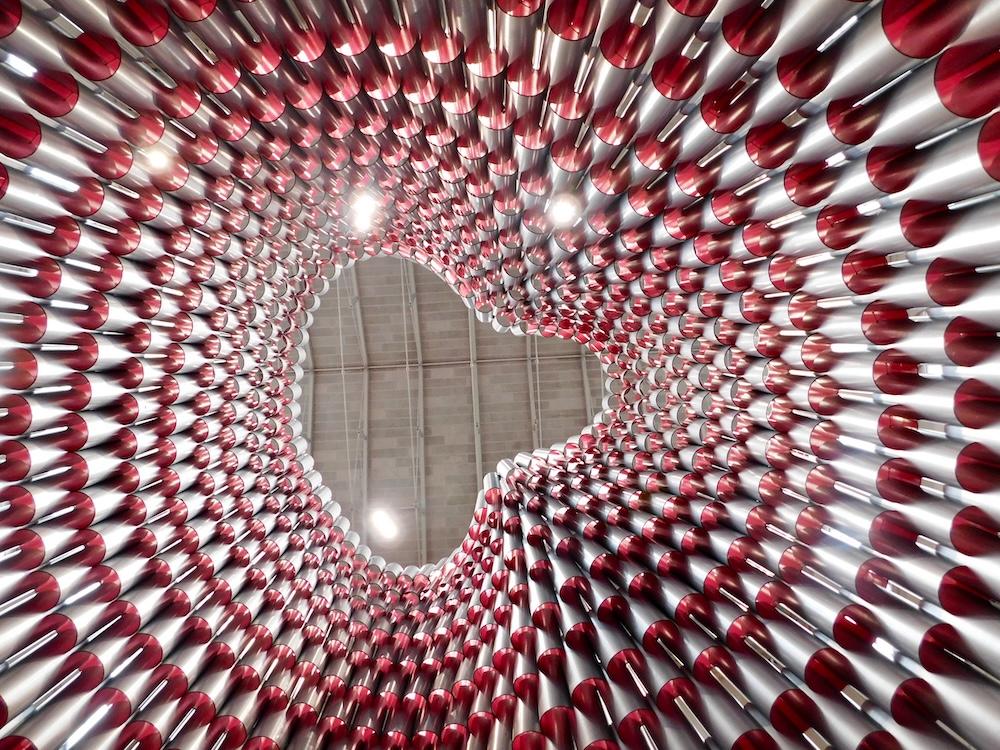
[
  {"left": 468, "top": 308, "right": 484, "bottom": 481},
  {"left": 346, "top": 266, "right": 369, "bottom": 368},
  {"left": 403, "top": 263, "right": 427, "bottom": 565},
  {"left": 306, "top": 352, "right": 588, "bottom": 373}
]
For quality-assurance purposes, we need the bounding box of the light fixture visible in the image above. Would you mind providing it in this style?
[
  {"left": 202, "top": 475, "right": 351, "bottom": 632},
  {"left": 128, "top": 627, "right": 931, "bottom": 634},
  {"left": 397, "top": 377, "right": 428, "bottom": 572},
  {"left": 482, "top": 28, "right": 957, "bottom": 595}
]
[
  {"left": 369, "top": 508, "right": 398, "bottom": 539},
  {"left": 351, "top": 193, "right": 378, "bottom": 231},
  {"left": 548, "top": 193, "right": 581, "bottom": 227}
]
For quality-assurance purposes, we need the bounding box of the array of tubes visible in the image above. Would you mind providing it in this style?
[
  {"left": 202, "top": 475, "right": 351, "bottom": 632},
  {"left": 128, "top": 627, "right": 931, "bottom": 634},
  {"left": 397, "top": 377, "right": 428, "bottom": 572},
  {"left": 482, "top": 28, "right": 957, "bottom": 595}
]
[{"left": 1, "top": 0, "right": 1000, "bottom": 748}]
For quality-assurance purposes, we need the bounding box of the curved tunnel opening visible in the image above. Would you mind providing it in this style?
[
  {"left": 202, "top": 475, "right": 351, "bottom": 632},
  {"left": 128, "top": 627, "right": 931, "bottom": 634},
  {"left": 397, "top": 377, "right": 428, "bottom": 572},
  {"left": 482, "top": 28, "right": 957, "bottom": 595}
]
[
  {"left": 1, "top": 1, "right": 1000, "bottom": 749},
  {"left": 302, "top": 255, "right": 606, "bottom": 566}
]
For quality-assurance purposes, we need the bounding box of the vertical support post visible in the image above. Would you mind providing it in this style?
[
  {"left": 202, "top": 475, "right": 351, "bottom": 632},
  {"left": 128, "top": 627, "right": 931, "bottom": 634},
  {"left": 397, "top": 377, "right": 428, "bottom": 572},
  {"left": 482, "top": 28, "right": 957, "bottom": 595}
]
[
  {"left": 305, "top": 333, "right": 315, "bottom": 444},
  {"left": 403, "top": 264, "right": 428, "bottom": 565},
  {"left": 346, "top": 267, "right": 369, "bottom": 545},
  {"left": 360, "top": 372, "right": 369, "bottom": 543},
  {"left": 469, "top": 308, "right": 484, "bottom": 481},
  {"left": 526, "top": 337, "right": 542, "bottom": 448},
  {"left": 532, "top": 337, "right": 543, "bottom": 445}
]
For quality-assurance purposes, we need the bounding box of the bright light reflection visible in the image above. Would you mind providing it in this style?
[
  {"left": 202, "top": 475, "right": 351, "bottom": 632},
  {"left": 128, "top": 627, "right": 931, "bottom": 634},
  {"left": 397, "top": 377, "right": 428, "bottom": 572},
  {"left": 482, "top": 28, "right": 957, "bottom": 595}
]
[
  {"left": 5, "top": 53, "right": 36, "bottom": 77},
  {"left": 352, "top": 193, "right": 378, "bottom": 231},
  {"left": 143, "top": 147, "right": 172, "bottom": 171},
  {"left": 28, "top": 167, "right": 78, "bottom": 193},
  {"left": 548, "top": 193, "right": 581, "bottom": 227},
  {"left": 370, "top": 509, "right": 398, "bottom": 540}
]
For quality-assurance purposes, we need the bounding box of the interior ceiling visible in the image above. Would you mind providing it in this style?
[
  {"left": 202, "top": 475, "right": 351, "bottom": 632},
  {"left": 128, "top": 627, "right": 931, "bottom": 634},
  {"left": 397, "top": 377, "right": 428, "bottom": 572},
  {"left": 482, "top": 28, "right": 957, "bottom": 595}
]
[
  {"left": 2, "top": 1, "right": 1000, "bottom": 750},
  {"left": 302, "top": 256, "right": 606, "bottom": 565}
]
